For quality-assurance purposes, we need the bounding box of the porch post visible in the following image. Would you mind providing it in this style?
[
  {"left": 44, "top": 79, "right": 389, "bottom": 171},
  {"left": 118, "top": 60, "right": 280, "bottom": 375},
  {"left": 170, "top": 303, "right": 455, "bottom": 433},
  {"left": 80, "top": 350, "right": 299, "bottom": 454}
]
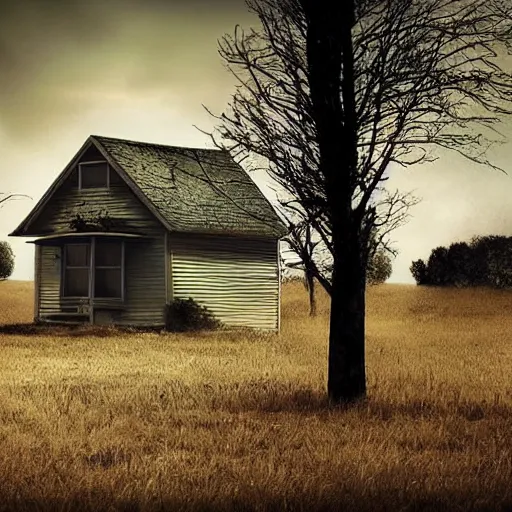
[{"left": 89, "top": 237, "right": 95, "bottom": 324}]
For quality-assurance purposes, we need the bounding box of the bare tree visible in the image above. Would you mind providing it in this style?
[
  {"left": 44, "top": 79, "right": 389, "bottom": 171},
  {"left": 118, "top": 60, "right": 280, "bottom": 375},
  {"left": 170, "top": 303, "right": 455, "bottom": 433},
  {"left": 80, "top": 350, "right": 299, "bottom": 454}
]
[
  {"left": 280, "top": 207, "right": 400, "bottom": 315},
  {"left": 280, "top": 215, "right": 322, "bottom": 316},
  {"left": 277, "top": 188, "right": 418, "bottom": 293},
  {"left": 206, "top": 0, "right": 512, "bottom": 402},
  {"left": 0, "top": 193, "right": 29, "bottom": 208}
]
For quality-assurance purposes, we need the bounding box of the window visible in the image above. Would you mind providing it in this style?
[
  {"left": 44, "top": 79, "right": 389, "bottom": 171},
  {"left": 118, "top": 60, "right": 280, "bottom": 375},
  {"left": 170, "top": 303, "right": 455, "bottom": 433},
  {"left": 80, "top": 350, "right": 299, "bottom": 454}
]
[
  {"left": 63, "top": 244, "right": 90, "bottom": 297},
  {"left": 79, "top": 161, "right": 109, "bottom": 189},
  {"left": 95, "top": 241, "right": 122, "bottom": 298},
  {"left": 62, "top": 239, "right": 124, "bottom": 299}
]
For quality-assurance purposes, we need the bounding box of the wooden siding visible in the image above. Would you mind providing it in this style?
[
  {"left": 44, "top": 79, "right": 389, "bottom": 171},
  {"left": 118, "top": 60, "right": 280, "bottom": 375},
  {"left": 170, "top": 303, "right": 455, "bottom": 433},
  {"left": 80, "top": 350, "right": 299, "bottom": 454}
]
[
  {"left": 34, "top": 245, "right": 41, "bottom": 321},
  {"left": 116, "top": 236, "right": 166, "bottom": 326},
  {"left": 169, "top": 234, "right": 280, "bottom": 330},
  {"left": 33, "top": 149, "right": 167, "bottom": 326},
  {"left": 28, "top": 151, "right": 160, "bottom": 237},
  {"left": 39, "top": 245, "right": 61, "bottom": 318}
]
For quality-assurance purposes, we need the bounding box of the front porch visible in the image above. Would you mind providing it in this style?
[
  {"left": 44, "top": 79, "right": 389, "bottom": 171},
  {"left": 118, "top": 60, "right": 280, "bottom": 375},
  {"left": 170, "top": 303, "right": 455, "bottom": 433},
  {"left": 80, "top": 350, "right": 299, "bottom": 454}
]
[{"left": 31, "top": 232, "right": 148, "bottom": 324}]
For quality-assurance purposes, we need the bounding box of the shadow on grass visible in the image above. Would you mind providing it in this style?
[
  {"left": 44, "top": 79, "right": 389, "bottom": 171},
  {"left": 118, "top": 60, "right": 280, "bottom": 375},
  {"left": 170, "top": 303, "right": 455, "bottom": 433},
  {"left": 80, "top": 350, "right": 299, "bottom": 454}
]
[
  {"left": 149, "top": 379, "right": 512, "bottom": 421},
  {"left": 1, "top": 488, "right": 510, "bottom": 512},
  {"left": 0, "top": 322, "right": 160, "bottom": 337},
  {"left": 231, "top": 385, "right": 512, "bottom": 423},
  {"left": 13, "top": 374, "right": 510, "bottom": 422},
  {"left": 0, "top": 323, "right": 264, "bottom": 339}
]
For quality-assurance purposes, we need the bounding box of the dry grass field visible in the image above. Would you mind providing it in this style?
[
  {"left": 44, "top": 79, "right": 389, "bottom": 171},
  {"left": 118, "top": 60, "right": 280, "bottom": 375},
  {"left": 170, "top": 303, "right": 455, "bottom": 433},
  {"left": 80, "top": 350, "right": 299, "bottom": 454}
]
[{"left": 0, "top": 280, "right": 511, "bottom": 511}]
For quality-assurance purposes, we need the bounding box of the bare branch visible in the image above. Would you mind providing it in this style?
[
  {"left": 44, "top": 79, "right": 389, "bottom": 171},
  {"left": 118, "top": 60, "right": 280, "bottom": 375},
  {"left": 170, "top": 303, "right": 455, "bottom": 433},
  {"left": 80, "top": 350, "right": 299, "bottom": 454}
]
[
  {"left": 201, "top": 0, "right": 512, "bottom": 293},
  {"left": 0, "top": 193, "right": 31, "bottom": 207}
]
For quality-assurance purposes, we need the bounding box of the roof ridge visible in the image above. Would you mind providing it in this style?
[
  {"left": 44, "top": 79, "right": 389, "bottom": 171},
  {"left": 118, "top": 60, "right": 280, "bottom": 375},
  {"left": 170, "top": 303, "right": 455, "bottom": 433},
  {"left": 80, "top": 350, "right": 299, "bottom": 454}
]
[{"left": 90, "top": 135, "right": 225, "bottom": 153}]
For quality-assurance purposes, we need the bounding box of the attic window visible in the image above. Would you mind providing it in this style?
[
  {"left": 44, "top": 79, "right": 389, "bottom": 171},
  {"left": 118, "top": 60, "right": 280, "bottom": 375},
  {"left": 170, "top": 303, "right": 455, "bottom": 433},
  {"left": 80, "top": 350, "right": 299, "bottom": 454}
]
[{"left": 79, "top": 161, "right": 110, "bottom": 189}]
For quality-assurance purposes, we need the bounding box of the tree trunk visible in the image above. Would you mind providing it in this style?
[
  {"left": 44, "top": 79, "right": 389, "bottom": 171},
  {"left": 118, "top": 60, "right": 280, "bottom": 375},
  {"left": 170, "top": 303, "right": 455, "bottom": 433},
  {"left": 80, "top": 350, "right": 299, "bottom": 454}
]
[
  {"left": 302, "top": 0, "right": 365, "bottom": 402},
  {"left": 328, "top": 231, "right": 366, "bottom": 402},
  {"left": 306, "top": 271, "right": 316, "bottom": 316}
]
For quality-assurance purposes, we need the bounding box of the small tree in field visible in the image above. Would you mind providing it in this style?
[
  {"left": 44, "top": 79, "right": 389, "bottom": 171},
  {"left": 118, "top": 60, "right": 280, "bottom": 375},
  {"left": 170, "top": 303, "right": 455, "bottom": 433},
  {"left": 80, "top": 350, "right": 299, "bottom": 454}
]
[
  {"left": 367, "top": 250, "right": 392, "bottom": 285},
  {"left": 0, "top": 241, "right": 15, "bottom": 280},
  {"left": 427, "top": 247, "right": 450, "bottom": 286},
  {"left": 1, "top": 192, "right": 28, "bottom": 280},
  {"left": 410, "top": 259, "right": 429, "bottom": 285}
]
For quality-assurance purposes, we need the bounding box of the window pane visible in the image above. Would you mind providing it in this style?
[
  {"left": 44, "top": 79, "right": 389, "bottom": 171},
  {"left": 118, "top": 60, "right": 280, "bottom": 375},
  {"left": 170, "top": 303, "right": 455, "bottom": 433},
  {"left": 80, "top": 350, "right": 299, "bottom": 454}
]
[
  {"left": 95, "top": 268, "right": 122, "bottom": 298},
  {"left": 64, "top": 268, "right": 89, "bottom": 296},
  {"left": 95, "top": 241, "right": 122, "bottom": 267},
  {"left": 109, "top": 169, "right": 121, "bottom": 184},
  {"left": 66, "top": 244, "right": 90, "bottom": 267},
  {"left": 80, "top": 162, "right": 108, "bottom": 188}
]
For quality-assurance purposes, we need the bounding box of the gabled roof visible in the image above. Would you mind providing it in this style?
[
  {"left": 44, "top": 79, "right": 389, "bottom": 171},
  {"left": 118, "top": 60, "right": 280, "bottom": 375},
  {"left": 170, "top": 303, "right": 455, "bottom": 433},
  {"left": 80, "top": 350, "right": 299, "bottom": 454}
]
[{"left": 10, "top": 135, "right": 287, "bottom": 239}]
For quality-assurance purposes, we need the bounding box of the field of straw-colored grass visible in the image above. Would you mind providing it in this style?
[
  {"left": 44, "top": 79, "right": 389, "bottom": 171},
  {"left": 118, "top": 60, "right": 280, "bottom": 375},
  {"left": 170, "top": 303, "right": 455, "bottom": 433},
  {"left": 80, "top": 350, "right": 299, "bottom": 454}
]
[{"left": 0, "top": 279, "right": 511, "bottom": 511}]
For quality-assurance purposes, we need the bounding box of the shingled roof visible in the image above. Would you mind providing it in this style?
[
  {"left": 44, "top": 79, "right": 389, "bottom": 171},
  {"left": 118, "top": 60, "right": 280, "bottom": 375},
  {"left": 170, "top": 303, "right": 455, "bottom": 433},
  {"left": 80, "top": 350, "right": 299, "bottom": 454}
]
[
  {"left": 11, "top": 135, "right": 288, "bottom": 239},
  {"left": 93, "top": 136, "right": 286, "bottom": 238}
]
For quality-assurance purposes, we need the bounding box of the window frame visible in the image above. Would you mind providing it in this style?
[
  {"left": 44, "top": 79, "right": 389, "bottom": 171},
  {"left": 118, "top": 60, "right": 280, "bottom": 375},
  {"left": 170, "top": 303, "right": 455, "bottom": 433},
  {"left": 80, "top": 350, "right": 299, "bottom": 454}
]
[
  {"left": 78, "top": 161, "right": 110, "bottom": 190},
  {"left": 61, "top": 238, "right": 125, "bottom": 301},
  {"left": 62, "top": 243, "right": 91, "bottom": 299},
  {"left": 94, "top": 240, "right": 125, "bottom": 299}
]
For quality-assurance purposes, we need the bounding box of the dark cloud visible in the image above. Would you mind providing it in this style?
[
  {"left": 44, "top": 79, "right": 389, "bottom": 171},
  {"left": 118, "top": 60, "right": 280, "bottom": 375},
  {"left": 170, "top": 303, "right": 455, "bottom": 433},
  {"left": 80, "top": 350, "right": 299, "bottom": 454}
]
[
  {"left": 1, "top": 0, "right": 512, "bottom": 283},
  {"left": 0, "top": 0, "right": 255, "bottom": 139}
]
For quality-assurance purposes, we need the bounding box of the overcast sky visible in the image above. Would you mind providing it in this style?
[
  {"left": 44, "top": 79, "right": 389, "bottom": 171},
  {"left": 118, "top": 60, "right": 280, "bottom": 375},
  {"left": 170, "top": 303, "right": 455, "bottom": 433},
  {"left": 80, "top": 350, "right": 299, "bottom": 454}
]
[{"left": 1, "top": 0, "right": 512, "bottom": 284}]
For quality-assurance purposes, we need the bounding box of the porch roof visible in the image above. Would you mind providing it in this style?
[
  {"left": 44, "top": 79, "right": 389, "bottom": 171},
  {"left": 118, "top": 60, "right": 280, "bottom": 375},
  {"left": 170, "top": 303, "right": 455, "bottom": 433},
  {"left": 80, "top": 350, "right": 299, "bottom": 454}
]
[{"left": 27, "top": 232, "right": 148, "bottom": 245}]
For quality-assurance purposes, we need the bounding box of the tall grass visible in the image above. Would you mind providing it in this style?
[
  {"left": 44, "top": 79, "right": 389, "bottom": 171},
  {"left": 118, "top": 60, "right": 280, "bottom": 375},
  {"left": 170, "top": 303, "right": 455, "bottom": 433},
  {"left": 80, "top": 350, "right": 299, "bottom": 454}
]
[{"left": 0, "top": 280, "right": 511, "bottom": 511}]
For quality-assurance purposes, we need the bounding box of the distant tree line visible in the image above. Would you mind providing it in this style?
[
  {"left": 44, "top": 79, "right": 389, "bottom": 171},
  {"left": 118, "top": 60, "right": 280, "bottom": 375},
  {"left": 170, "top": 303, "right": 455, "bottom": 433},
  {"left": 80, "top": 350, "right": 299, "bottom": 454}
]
[{"left": 411, "top": 236, "right": 512, "bottom": 288}]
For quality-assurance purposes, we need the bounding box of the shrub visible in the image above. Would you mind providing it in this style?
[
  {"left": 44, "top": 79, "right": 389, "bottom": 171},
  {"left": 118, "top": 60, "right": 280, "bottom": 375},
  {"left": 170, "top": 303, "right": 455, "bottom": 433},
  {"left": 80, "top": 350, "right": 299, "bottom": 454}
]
[
  {"left": 165, "top": 298, "right": 221, "bottom": 332},
  {"left": 446, "top": 242, "right": 474, "bottom": 287},
  {"left": 367, "top": 250, "right": 392, "bottom": 285},
  {"left": 468, "top": 236, "right": 492, "bottom": 286},
  {"left": 427, "top": 246, "right": 450, "bottom": 286},
  {"left": 410, "top": 259, "right": 429, "bottom": 285},
  {"left": 473, "top": 235, "right": 512, "bottom": 288},
  {"left": 0, "top": 241, "right": 14, "bottom": 280}
]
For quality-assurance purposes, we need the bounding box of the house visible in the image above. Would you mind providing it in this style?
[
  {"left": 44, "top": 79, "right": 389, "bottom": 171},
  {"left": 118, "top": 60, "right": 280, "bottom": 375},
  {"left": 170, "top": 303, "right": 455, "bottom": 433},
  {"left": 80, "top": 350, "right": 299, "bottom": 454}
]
[{"left": 10, "top": 135, "right": 287, "bottom": 330}]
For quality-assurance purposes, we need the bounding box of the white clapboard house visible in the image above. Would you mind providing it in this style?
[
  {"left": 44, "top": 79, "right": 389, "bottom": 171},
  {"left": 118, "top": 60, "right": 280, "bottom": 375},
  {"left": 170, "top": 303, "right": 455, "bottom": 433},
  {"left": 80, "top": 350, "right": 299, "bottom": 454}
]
[{"left": 10, "top": 135, "right": 286, "bottom": 330}]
